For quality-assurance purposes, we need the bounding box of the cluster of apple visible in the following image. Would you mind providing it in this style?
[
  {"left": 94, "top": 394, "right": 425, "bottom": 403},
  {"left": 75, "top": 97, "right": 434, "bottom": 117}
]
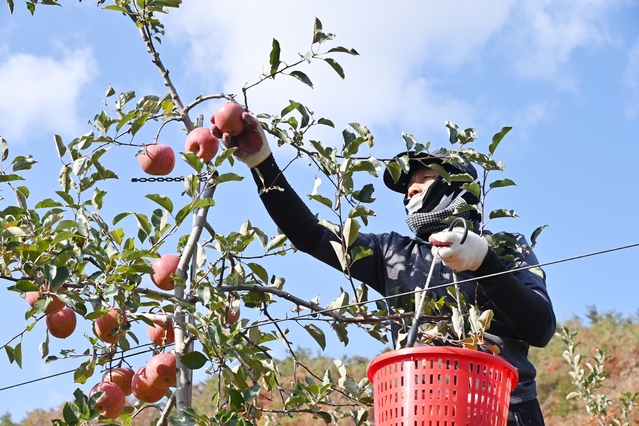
[
  {"left": 89, "top": 350, "right": 177, "bottom": 419},
  {"left": 137, "top": 102, "right": 245, "bottom": 176},
  {"left": 26, "top": 289, "right": 77, "bottom": 339},
  {"left": 82, "top": 311, "right": 176, "bottom": 419},
  {"left": 31, "top": 251, "right": 179, "bottom": 341}
]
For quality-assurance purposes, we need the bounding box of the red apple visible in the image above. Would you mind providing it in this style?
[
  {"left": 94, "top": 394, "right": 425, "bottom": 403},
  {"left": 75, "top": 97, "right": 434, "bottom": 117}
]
[
  {"left": 45, "top": 307, "right": 77, "bottom": 339},
  {"left": 146, "top": 352, "right": 177, "bottom": 389},
  {"left": 90, "top": 381, "right": 126, "bottom": 419},
  {"left": 102, "top": 367, "right": 135, "bottom": 396},
  {"left": 147, "top": 319, "right": 175, "bottom": 346},
  {"left": 137, "top": 144, "right": 175, "bottom": 176},
  {"left": 211, "top": 103, "right": 245, "bottom": 136},
  {"left": 131, "top": 366, "right": 167, "bottom": 403},
  {"left": 26, "top": 289, "right": 66, "bottom": 314},
  {"left": 184, "top": 127, "right": 219, "bottom": 162},
  {"left": 151, "top": 254, "right": 180, "bottom": 291},
  {"left": 95, "top": 308, "right": 127, "bottom": 344},
  {"left": 226, "top": 306, "right": 241, "bottom": 326}
]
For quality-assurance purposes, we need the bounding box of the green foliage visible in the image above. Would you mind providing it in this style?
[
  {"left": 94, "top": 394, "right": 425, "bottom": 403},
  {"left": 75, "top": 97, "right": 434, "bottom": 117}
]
[{"left": 2, "top": 1, "right": 549, "bottom": 425}]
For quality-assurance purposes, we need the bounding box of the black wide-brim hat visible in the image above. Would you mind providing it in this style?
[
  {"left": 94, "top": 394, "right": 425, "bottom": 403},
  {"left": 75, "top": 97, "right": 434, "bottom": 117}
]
[{"left": 383, "top": 149, "right": 478, "bottom": 194}]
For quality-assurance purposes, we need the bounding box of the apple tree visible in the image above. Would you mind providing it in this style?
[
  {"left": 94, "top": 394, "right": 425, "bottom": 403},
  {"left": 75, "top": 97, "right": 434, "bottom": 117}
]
[{"left": 2, "top": 1, "right": 540, "bottom": 425}]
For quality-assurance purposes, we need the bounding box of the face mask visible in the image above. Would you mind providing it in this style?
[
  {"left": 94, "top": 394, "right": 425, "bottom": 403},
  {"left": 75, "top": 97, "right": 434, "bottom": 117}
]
[
  {"left": 405, "top": 189, "right": 428, "bottom": 215},
  {"left": 404, "top": 177, "right": 454, "bottom": 215}
]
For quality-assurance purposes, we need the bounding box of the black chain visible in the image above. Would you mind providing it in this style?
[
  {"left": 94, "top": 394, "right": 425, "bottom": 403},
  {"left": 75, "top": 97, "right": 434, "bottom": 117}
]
[{"left": 131, "top": 173, "right": 209, "bottom": 183}]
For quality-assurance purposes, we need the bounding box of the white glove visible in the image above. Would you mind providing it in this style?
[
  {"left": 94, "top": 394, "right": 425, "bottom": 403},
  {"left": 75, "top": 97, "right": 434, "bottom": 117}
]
[{"left": 429, "top": 228, "right": 489, "bottom": 272}]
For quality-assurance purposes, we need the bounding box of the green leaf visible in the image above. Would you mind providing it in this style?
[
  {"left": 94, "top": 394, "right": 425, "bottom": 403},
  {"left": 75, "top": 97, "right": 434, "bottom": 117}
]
[
  {"left": 0, "top": 136, "right": 8, "bottom": 161},
  {"left": 7, "top": 0, "right": 14, "bottom": 14},
  {"left": 182, "top": 152, "right": 203, "bottom": 173},
  {"left": 266, "top": 234, "right": 287, "bottom": 251},
  {"left": 327, "top": 46, "right": 359, "bottom": 55},
  {"left": 51, "top": 231, "right": 76, "bottom": 245},
  {"left": 12, "top": 155, "right": 36, "bottom": 171},
  {"left": 352, "top": 184, "right": 375, "bottom": 203},
  {"left": 488, "top": 208, "right": 518, "bottom": 219},
  {"left": 5, "top": 345, "right": 15, "bottom": 364},
  {"left": 317, "top": 118, "right": 334, "bottom": 127},
  {"left": 308, "top": 194, "right": 333, "bottom": 209},
  {"left": 326, "top": 290, "right": 348, "bottom": 315},
  {"left": 39, "top": 334, "right": 50, "bottom": 359},
  {"left": 342, "top": 218, "right": 360, "bottom": 247},
  {"left": 215, "top": 172, "right": 244, "bottom": 184},
  {"left": 530, "top": 225, "right": 548, "bottom": 247},
  {"left": 322, "top": 58, "right": 345, "bottom": 78},
  {"left": 14, "top": 342, "right": 22, "bottom": 368},
  {"left": 112, "top": 212, "right": 132, "bottom": 225},
  {"left": 351, "top": 246, "right": 373, "bottom": 264},
  {"left": 54, "top": 135, "right": 66, "bottom": 158},
  {"left": 329, "top": 240, "right": 347, "bottom": 271},
  {"left": 312, "top": 17, "right": 323, "bottom": 43},
  {"left": 315, "top": 411, "right": 332, "bottom": 423},
  {"left": 304, "top": 324, "right": 326, "bottom": 350},
  {"left": 180, "top": 351, "right": 208, "bottom": 369},
  {"left": 333, "top": 323, "right": 349, "bottom": 345},
  {"left": 269, "top": 38, "right": 281, "bottom": 76},
  {"left": 134, "top": 213, "right": 152, "bottom": 236},
  {"left": 289, "top": 71, "right": 313, "bottom": 88},
  {"left": 247, "top": 262, "right": 269, "bottom": 283},
  {"left": 489, "top": 126, "right": 512, "bottom": 155},
  {"left": 489, "top": 178, "right": 516, "bottom": 189},
  {"left": 242, "top": 383, "right": 261, "bottom": 404},
  {"left": 0, "top": 174, "right": 24, "bottom": 183},
  {"left": 62, "top": 401, "right": 80, "bottom": 425},
  {"left": 35, "top": 198, "right": 63, "bottom": 208},
  {"left": 145, "top": 193, "right": 174, "bottom": 213}
]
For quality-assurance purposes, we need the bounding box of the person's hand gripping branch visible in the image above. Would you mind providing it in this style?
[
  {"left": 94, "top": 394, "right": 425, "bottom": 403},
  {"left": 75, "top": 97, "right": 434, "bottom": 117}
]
[
  {"left": 429, "top": 227, "right": 489, "bottom": 272},
  {"left": 211, "top": 110, "right": 271, "bottom": 168}
]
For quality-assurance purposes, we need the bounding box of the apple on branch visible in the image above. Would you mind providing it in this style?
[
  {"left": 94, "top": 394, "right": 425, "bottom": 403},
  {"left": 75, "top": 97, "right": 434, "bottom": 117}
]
[
  {"left": 184, "top": 127, "right": 219, "bottom": 162},
  {"left": 102, "top": 367, "right": 135, "bottom": 396},
  {"left": 147, "top": 318, "right": 175, "bottom": 346},
  {"left": 145, "top": 352, "right": 177, "bottom": 389},
  {"left": 46, "top": 307, "right": 77, "bottom": 339},
  {"left": 137, "top": 144, "right": 176, "bottom": 176},
  {"left": 151, "top": 254, "right": 181, "bottom": 291},
  {"left": 211, "top": 102, "right": 245, "bottom": 137},
  {"left": 26, "top": 288, "right": 66, "bottom": 314},
  {"left": 131, "top": 366, "right": 167, "bottom": 403},
  {"left": 94, "top": 308, "right": 128, "bottom": 344},
  {"left": 90, "top": 381, "right": 126, "bottom": 419}
]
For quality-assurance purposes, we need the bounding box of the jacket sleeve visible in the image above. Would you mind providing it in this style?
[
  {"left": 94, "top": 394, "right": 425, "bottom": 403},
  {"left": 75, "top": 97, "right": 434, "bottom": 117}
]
[
  {"left": 473, "top": 243, "right": 556, "bottom": 347},
  {"left": 251, "top": 155, "right": 388, "bottom": 287},
  {"left": 250, "top": 154, "right": 325, "bottom": 253}
]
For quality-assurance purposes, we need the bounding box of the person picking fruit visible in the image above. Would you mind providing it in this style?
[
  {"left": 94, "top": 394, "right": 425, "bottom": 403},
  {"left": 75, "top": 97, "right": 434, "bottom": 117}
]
[{"left": 213, "top": 107, "right": 556, "bottom": 426}]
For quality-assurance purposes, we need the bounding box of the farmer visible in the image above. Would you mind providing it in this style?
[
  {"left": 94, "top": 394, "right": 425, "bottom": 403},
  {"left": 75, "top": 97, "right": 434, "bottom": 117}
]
[{"left": 213, "top": 113, "right": 556, "bottom": 426}]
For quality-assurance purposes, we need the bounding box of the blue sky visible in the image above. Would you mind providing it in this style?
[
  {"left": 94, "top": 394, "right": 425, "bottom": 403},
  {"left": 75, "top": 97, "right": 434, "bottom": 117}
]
[{"left": 1, "top": 0, "right": 639, "bottom": 420}]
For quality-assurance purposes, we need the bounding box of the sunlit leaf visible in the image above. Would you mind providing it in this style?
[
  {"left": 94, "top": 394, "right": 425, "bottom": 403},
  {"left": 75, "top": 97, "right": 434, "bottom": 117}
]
[
  {"left": 289, "top": 70, "right": 313, "bottom": 88},
  {"left": 304, "top": 324, "right": 326, "bottom": 350},
  {"left": 146, "top": 193, "right": 174, "bottom": 213},
  {"left": 180, "top": 351, "right": 208, "bottom": 369},
  {"left": 489, "top": 126, "right": 512, "bottom": 155}
]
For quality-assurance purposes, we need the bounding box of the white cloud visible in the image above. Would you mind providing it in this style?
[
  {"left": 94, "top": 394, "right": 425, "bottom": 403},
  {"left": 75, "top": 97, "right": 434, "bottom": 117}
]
[
  {"left": 164, "top": 0, "right": 514, "bottom": 150},
  {"left": 0, "top": 47, "right": 97, "bottom": 143},
  {"left": 507, "top": 0, "right": 627, "bottom": 87},
  {"left": 623, "top": 35, "right": 639, "bottom": 119}
]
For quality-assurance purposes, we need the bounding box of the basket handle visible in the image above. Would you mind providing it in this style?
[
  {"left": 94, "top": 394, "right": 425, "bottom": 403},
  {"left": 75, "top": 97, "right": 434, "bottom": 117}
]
[{"left": 405, "top": 217, "right": 469, "bottom": 347}]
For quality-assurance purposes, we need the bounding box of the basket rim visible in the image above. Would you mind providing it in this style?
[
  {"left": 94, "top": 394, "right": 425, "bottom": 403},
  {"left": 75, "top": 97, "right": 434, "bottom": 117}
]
[{"left": 366, "top": 346, "right": 518, "bottom": 386}]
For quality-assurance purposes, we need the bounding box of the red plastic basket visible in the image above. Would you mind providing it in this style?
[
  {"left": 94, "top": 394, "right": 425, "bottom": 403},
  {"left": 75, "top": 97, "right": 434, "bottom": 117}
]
[{"left": 366, "top": 346, "right": 518, "bottom": 426}]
